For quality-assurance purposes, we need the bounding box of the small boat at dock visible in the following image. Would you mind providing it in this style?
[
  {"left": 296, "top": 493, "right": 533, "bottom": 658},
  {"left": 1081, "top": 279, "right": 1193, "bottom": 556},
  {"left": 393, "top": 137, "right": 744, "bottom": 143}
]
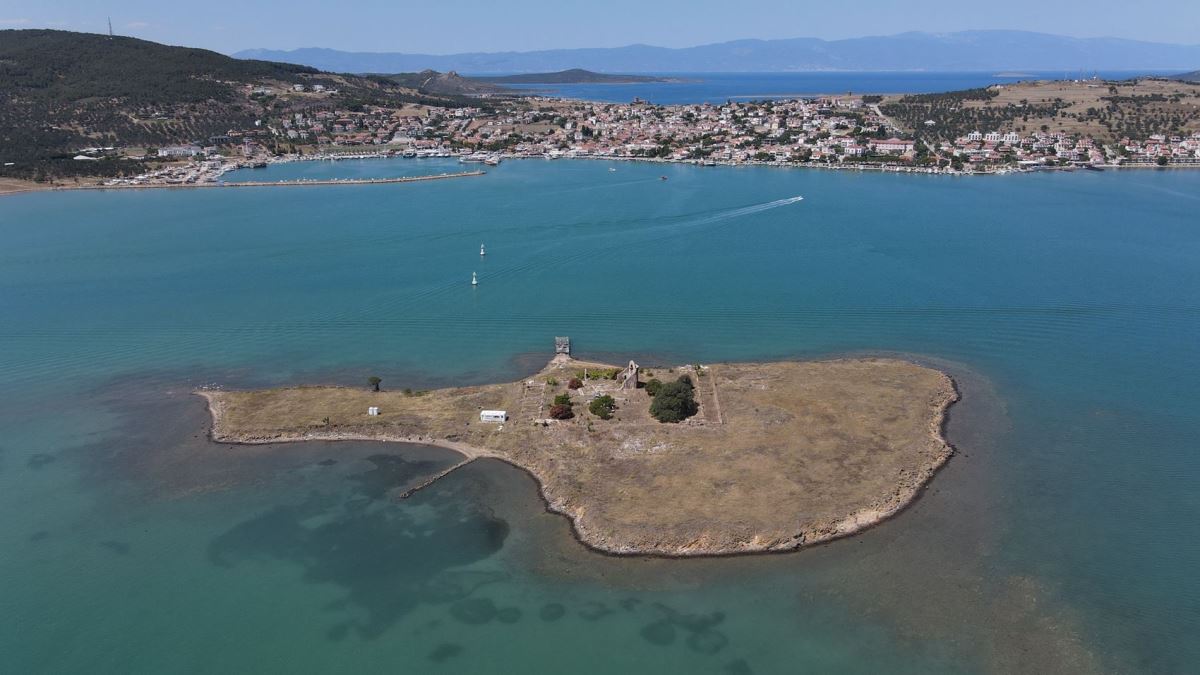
[{"left": 460, "top": 152, "right": 501, "bottom": 165}]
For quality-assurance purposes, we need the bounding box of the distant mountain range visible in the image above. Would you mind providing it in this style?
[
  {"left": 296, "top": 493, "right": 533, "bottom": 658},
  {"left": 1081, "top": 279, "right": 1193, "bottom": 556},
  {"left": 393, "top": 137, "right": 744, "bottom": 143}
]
[{"left": 234, "top": 30, "right": 1200, "bottom": 74}]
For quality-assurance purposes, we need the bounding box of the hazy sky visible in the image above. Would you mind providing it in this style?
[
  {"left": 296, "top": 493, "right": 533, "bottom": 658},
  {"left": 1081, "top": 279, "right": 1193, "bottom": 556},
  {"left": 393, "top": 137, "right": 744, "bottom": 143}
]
[{"left": 2, "top": 0, "right": 1199, "bottom": 54}]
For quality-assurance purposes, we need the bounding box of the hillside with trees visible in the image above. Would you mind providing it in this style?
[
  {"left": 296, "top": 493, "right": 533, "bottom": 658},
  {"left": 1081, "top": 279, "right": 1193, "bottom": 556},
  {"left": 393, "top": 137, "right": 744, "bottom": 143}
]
[
  {"left": 881, "top": 78, "right": 1200, "bottom": 143},
  {"left": 0, "top": 30, "right": 468, "bottom": 180}
]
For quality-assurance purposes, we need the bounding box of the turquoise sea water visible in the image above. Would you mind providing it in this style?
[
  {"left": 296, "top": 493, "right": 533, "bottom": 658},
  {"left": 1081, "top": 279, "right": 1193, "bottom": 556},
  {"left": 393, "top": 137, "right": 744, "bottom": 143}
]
[{"left": 1, "top": 158, "right": 1198, "bottom": 674}]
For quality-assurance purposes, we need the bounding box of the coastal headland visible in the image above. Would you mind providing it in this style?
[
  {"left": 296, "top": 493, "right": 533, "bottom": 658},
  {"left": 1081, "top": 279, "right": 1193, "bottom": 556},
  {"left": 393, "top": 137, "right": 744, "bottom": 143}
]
[{"left": 200, "top": 356, "right": 958, "bottom": 556}]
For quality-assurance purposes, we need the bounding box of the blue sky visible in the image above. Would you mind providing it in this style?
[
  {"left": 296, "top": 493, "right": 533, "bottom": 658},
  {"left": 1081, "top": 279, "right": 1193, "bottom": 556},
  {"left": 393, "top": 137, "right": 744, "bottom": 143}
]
[{"left": 2, "top": 0, "right": 1198, "bottom": 54}]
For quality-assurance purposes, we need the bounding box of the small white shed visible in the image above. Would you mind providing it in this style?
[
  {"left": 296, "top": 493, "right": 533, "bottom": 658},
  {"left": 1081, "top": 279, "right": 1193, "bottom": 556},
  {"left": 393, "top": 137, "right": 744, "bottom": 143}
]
[{"left": 480, "top": 410, "right": 507, "bottom": 423}]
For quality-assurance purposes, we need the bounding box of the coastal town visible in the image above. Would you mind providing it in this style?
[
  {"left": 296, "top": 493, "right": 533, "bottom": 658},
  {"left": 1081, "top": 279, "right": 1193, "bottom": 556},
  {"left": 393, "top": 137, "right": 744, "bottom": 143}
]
[{"left": 89, "top": 85, "right": 1200, "bottom": 187}]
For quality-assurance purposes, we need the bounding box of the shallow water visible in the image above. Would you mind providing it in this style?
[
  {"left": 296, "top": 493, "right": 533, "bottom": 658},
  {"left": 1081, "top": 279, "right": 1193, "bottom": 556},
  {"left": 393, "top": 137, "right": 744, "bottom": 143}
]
[{"left": 1, "top": 159, "right": 1198, "bottom": 673}]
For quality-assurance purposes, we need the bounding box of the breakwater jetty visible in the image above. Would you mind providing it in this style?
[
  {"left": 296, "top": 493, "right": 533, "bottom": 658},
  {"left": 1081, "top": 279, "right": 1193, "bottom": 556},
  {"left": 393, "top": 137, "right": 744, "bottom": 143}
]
[{"left": 78, "top": 170, "right": 486, "bottom": 192}]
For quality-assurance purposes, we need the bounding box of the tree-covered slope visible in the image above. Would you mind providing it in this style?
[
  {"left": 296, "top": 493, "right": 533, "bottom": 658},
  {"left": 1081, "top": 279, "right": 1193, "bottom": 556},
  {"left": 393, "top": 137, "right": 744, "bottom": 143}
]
[
  {"left": 0, "top": 30, "right": 461, "bottom": 179},
  {"left": 0, "top": 29, "right": 319, "bottom": 105}
]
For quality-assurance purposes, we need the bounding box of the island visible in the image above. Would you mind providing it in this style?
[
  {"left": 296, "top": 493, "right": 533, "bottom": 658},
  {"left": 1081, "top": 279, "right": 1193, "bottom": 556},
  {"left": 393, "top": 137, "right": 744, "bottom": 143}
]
[{"left": 200, "top": 353, "right": 958, "bottom": 557}]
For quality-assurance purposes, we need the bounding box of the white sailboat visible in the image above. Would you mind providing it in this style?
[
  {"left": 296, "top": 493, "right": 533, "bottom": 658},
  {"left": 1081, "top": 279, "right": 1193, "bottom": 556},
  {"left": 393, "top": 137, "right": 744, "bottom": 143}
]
[
  {"left": 480, "top": 243, "right": 486, "bottom": 256},
  {"left": 471, "top": 271, "right": 478, "bottom": 286}
]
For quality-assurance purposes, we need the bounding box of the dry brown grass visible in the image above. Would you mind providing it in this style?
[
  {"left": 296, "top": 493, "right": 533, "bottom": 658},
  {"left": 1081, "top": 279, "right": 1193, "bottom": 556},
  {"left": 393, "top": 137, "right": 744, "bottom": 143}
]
[
  {"left": 202, "top": 356, "right": 957, "bottom": 556},
  {"left": 0, "top": 177, "right": 48, "bottom": 195}
]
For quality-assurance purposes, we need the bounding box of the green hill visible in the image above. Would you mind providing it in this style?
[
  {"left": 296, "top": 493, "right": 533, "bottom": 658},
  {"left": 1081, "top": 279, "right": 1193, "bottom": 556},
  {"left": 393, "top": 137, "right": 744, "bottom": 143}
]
[
  {"left": 0, "top": 29, "right": 321, "bottom": 103},
  {"left": 0, "top": 30, "right": 464, "bottom": 180}
]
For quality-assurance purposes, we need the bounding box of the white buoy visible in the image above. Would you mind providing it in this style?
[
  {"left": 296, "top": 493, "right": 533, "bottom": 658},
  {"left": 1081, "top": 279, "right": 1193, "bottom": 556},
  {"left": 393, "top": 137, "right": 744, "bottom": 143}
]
[
  {"left": 471, "top": 271, "right": 478, "bottom": 286},
  {"left": 480, "top": 243, "right": 486, "bottom": 256}
]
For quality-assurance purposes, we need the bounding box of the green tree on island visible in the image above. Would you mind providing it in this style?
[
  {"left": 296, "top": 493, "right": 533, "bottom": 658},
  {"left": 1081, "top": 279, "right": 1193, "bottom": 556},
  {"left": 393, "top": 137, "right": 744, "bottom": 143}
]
[
  {"left": 548, "top": 392, "right": 575, "bottom": 420},
  {"left": 649, "top": 376, "right": 698, "bottom": 423},
  {"left": 368, "top": 376, "right": 381, "bottom": 392},
  {"left": 589, "top": 395, "right": 616, "bottom": 420},
  {"left": 644, "top": 378, "right": 664, "bottom": 397}
]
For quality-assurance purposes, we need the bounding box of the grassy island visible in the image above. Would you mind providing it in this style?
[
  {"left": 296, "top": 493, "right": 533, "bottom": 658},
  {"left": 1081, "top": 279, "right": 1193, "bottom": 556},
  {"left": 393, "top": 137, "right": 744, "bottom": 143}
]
[{"left": 199, "top": 356, "right": 958, "bottom": 556}]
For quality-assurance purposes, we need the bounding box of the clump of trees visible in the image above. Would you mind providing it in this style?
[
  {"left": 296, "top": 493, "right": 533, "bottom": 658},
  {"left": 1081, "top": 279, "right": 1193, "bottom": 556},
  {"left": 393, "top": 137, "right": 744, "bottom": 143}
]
[
  {"left": 567, "top": 377, "right": 583, "bottom": 390},
  {"left": 549, "top": 393, "right": 574, "bottom": 420},
  {"left": 649, "top": 376, "right": 698, "bottom": 423},
  {"left": 588, "top": 395, "right": 616, "bottom": 420}
]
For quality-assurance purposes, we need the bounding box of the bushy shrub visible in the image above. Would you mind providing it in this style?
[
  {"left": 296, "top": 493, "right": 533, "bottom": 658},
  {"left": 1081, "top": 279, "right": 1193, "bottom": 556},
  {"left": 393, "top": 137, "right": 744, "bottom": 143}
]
[
  {"left": 553, "top": 393, "right": 572, "bottom": 406},
  {"left": 649, "top": 377, "right": 698, "bottom": 423},
  {"left": 644, "top": 378, "right": 664, "bottom": 397},
  {"left": 548, "top": 403, "right": 574, "bottom": 420},
  {"left": 574, "top": 368, "right": 620, "bottom": 380},
  {"left": 567, "top": 378, "right": 583, "bottom": 389},
  {"left": 588, "top": 395, "right": 616, "bottom": 420}
]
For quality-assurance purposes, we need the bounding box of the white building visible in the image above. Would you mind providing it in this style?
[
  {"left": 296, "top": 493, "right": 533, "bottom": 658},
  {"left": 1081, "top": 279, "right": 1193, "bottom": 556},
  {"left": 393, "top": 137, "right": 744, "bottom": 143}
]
[
  {"left": 480, "top": 410, "right": 507, "bottom": 423},
  {"left": 158, "top": 145, "right": 203, "bottom": 158}
]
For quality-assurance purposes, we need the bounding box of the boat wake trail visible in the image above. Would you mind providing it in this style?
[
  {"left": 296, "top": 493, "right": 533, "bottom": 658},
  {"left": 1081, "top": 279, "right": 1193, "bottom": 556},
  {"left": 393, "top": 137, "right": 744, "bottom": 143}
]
[
  {"left": 481, "top": 194, "right": 805, "bottom": 280},
  {"left": 336, "top": 194, "right": 807, "bottom": 318},
  {"left": 689, "top": 195, "right": 805, "bottom": 227},
  {"left": 573, "top": 194, "right": 806, "bottom": 246}
]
